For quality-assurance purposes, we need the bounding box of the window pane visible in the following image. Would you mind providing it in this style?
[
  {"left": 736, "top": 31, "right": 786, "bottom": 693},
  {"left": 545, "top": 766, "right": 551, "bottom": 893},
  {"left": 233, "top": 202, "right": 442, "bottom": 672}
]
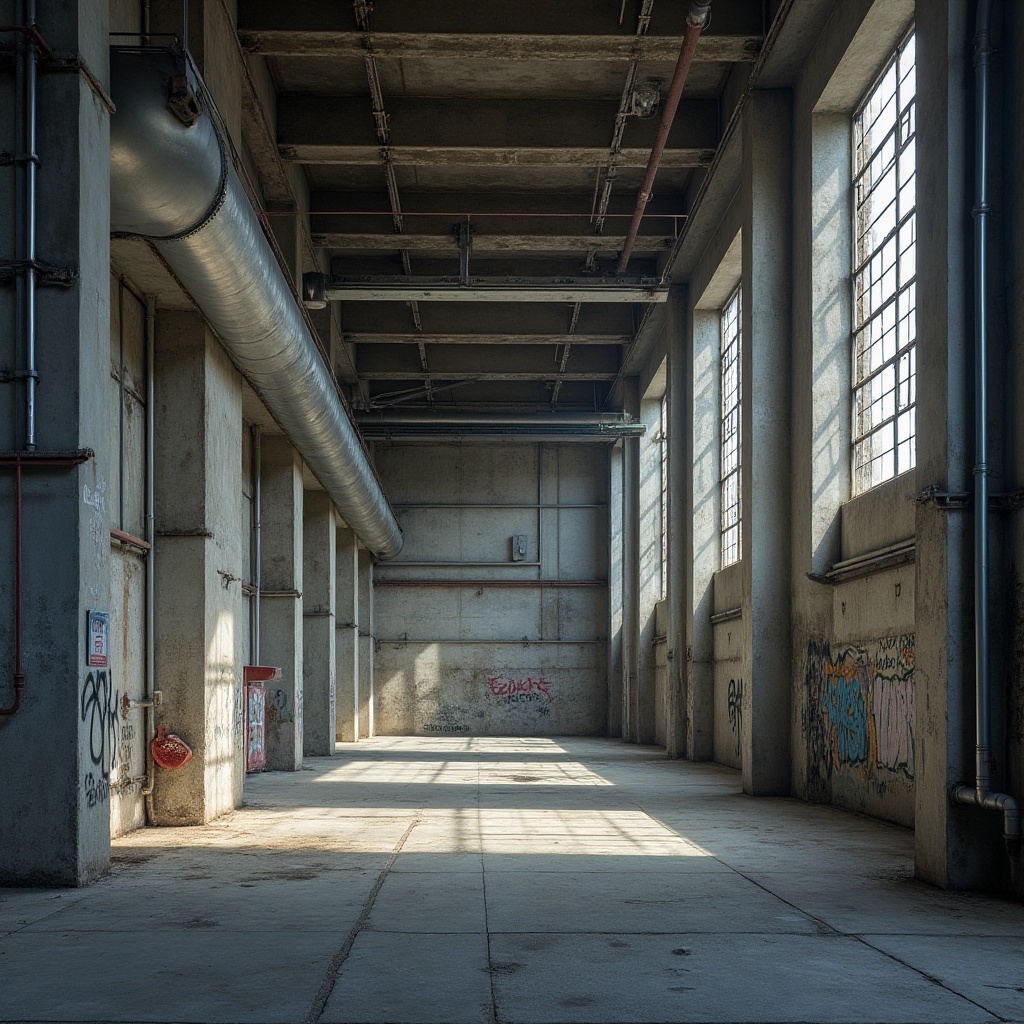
[
  {"left": 720, "top": 288, "right": 742, "bottom": 567},
  {"left": 852, "top": 31, "right": 916, "bottom": 493}
]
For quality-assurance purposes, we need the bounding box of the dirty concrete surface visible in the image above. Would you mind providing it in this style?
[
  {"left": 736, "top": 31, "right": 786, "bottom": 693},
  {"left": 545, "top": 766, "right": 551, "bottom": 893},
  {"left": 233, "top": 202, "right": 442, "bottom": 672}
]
[{"left": 1, "top": 736, "right": 1022, "bottom": 1024}]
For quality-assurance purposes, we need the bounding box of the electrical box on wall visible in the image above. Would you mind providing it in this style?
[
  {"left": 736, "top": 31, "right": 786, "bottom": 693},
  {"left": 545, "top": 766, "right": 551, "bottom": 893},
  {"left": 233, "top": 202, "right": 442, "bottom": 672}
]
[{"left": 510, "top": 535, "right": 528, "bottom": 561}]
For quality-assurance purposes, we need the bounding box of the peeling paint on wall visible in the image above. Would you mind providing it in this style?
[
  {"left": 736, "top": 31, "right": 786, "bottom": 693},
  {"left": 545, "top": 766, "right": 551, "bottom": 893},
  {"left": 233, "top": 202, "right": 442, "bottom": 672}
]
[{"left": 806, "top": 634, "right": 915, "bottom": 793}]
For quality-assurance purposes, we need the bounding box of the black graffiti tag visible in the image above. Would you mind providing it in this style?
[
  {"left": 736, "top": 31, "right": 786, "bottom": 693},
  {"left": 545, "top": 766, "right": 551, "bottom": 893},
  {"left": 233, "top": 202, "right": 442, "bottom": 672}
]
[{"left": 81, "top": 670, "right": 119, "bottom": 778}]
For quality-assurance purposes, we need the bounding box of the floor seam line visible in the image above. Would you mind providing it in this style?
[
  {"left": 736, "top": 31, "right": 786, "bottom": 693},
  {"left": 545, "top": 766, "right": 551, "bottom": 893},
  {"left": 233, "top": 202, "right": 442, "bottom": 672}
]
[
  {"left": 637, "top": 804, "right": 1009, "bottom": 1022},
  {"left": 480, "top": 757, "right": 499, "bottom": 1024},
  {"left": 302, "top": 816, "right": 420, "bottom": 1024}
]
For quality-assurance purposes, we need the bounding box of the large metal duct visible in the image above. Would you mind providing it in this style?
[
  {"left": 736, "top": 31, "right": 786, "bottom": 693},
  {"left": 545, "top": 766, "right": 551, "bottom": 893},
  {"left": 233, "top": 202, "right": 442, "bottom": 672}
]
[{"left": 108, "top": 48, "right": 403, "bottom": 560}]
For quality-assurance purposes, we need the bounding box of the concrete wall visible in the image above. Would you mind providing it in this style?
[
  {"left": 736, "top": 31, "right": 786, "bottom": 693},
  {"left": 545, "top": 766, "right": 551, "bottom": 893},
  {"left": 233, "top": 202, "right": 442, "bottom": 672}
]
[
  {"left": 107, "top": 276, "right": 149, "bottom": 837},
  {"left": 373, "top": 442, "right": 609, "bottom": 736}
]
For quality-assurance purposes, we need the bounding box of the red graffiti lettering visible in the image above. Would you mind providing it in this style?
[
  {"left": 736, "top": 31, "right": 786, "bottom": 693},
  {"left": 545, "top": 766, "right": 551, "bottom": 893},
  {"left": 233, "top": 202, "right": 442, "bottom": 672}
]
[{"left": 486, "top": 676, "right": 554, "bottom": 701}]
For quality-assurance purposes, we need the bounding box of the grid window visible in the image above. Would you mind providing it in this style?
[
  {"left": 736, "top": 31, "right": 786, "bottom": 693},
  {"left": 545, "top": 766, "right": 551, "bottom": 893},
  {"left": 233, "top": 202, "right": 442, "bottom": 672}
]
[
  {"left": 721, "top": 288, "right": 742, "bottom": 567},
  {"left": 852, "top": 31, "right": 916, "bottom": 492}
]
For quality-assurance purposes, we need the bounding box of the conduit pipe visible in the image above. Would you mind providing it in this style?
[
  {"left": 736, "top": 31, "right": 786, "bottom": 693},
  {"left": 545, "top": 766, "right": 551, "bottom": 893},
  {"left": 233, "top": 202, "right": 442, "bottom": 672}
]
[
  {"left": 108, "top": 48, "right": 403, "bottom": 560},
  {"left": 617, "top": 0, "right": 711, "bottom": 274},
  {"left": 950, "top": 0, "right": 1020, "bottom": 850}
]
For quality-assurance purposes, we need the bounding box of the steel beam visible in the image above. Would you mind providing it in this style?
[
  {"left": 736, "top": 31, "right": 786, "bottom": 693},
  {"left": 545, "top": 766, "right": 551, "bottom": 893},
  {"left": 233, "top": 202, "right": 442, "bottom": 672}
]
[
  {"left": 277, "top": 97, "right": 719, "bottom": 168},
  {"left": 305, "top": 274, "right": 668, "bottom": 304},
  {"left": 344, "top": 332, "right": 631, "bottom": 346}
]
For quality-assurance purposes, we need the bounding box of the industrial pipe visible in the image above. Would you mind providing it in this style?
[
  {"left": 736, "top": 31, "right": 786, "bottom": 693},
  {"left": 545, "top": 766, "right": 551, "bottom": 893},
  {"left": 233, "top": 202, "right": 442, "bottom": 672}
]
[
  {"left": 617, "top": 0, "right": 711, "bottom": 274},
  {"left": 109, "top": 48, "right": 403, "bottom": 560},
  {"left": 15, "top": 0, "right": 39, "bottom": 450},
  {"left": 951, "top": 0, "right": 1020, "bottom": 850}
]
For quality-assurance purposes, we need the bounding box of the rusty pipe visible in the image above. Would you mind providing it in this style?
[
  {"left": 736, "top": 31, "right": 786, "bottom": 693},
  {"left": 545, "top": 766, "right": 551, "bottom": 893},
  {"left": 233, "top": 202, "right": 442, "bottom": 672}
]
[{"left": 617, "top": 0, "right": 711, "bottom": 274}]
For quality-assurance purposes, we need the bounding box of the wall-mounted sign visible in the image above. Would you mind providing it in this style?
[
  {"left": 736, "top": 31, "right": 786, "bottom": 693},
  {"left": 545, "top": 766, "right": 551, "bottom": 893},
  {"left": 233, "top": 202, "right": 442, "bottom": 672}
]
[{"left": 87, "top": 610, "right": 109, "bottom": 668}]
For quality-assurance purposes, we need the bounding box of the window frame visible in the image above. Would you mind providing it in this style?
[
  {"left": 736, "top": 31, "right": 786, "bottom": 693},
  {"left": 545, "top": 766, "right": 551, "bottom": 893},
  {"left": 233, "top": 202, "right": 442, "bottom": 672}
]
[
  {"left": 720, "top": 286, "right": 742, "bottom": 567},
  {"left": 850, "top": 28, "right": 917, "bottom": 494}
]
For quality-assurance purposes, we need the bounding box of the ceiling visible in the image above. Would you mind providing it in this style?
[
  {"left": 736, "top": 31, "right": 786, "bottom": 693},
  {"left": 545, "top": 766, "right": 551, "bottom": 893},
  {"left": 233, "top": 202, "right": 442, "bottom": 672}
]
[{"left": 234, "top": 0, "right": 770, "bottom": 416}]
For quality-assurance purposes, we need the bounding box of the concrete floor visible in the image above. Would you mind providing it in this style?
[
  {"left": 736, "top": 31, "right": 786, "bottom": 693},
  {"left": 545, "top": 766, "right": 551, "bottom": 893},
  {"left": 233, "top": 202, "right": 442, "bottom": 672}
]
[{"left": 2, "top": 738, "right": 1023, "bottom": 1024}]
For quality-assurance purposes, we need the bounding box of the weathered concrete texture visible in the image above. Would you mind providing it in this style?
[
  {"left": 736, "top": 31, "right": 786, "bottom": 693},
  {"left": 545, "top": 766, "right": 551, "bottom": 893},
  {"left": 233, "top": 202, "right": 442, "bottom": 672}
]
[
  {"left": 607, "top": 443, "right": 624, "bottom": 738},
  {"left": 302, "top": 491, "right": 336, "bottom": 757},
  {"left": 740, "top": 89, "right": 793, "bottom": 796},
  {"left": 1007, "top": 1, "right": 1024, "bottom": 898},
  {"left": 0, "top": 0, "right": 112, "bottom": 885},
  {"left": 913, "top": 1, "right": 997, "bottom": 890},
  {"left": 260, "top": 436, "right": 304, "bottom": 771},
  {"left": 2, "top": 739, "right": 1020, "bottom": 1023},
  {"left": 621, "top": 383, "right": 642, "bottom": 743},
  {"left": 712, "top": 562, "right": 744, "bottom": 771},
  {"left": 335, "top": 527, "right": 359, "bottom": 742},
  {"left": 376, "top": 641, "right": 606, "bottom": 736},
  {"left": 108, "top": 277, "right": 149, "bottom": 838},
  {"left": 358, "top": 548, "right": 374, "bottom": 739},
  {"left": 152, "top": 312, "right": 245, "bottom": 826},
  {"left": 637, "top": 393, "right": 663, "bottom": 746},
  {"left": 372, "top": 442, "right": 609, "bottom": 738}
]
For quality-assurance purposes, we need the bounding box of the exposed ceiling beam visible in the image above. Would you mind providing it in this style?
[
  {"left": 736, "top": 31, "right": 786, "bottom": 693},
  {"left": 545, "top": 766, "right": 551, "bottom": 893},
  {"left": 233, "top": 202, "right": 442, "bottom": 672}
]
[
  {"left": 306, "top": 274, "right": 668, "bottom": 304},
  {"left": 358, "top": 371, "right": 619, "bottom": 382},
  {"left": 241, "top": 31, "right": 761, "bottom": 63},
  {"left": 344, "top": 333, "right": 631, "bottom": 346},
  {"left": 312, "top": 233, "right": 675, "bottom": 254},
  {"left": 237, "top": 0, "right": 764, "bottom": 61},
  {"left": 277, "top": 97, "right": 719, "bottom": 169},
  {"left": 357, "top": 343, "right": 620, "bottom": 378}
]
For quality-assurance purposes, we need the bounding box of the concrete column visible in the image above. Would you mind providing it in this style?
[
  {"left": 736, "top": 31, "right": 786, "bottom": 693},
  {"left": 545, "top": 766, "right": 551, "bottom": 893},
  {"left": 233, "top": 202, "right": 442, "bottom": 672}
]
[
  {"left": 261, "top": 436, "right": 304, "bottom": 770},
  {"left": 0, "top": 0, "right": 112, "bottom": 885},
  {"left": 740, "top": 90, "right": 793, "bottom": 795},
  {"left": 151, "top": 312, "right": 245, "bottom": 825},
  {"left": 358, "top": 548, "right": 374, "bottom": 738},
  {"left": 336, "top": 527, "right": 360, "bottom": 741},
  {"left": 666, "top": 285, "right": 690, "bottom": 758},
  {"left": 302, "top": 491, "right": 336, "bottom": 757},
  {"left": 914, "top": 2, "right": 996, "bottom": 888},
  {"left": 607, "top": 443, "right": 624, "bottom": 737},
  {"left": 621, "top": 379, "right": 641, "bottom": 743},
  {"left": 637, "top": 397, "right": 662, "bottom": 745},
  {"left": 688, "top": 308, "right": 720, "bottom": 762}
]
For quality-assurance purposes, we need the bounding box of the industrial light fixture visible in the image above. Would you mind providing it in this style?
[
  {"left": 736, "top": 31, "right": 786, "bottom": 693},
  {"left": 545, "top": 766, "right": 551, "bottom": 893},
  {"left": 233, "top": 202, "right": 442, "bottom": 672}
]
[{"left": 628, "top": 82, "right": 661, "bottom": 118}]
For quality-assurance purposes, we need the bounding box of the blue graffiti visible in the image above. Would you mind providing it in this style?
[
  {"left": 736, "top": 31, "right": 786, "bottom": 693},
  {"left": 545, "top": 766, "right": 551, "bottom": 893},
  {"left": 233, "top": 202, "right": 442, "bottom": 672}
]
[{"left": 823, "top": 664, "right": 869, "bottom": 766}]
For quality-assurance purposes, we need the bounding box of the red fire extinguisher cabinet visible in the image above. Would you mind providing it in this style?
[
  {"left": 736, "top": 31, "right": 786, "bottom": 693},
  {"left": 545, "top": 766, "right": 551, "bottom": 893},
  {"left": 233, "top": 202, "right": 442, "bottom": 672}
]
[{"left": 243, "top": 665, "right": 280, "bottom": 773}]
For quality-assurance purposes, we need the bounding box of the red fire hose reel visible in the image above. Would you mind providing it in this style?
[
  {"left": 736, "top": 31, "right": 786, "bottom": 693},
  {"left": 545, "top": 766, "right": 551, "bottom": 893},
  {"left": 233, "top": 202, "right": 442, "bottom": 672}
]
[{"left": 151, "top": 724, "right": 193, "bottom": 770}]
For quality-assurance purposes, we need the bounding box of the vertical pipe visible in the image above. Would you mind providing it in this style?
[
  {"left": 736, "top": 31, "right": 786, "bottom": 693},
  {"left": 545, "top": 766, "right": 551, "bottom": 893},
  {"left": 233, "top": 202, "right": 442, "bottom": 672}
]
[
  {"left": 952, "top": 0, "right": 1020, "bottom": 847},
  {"left": 142, "top": 298, "right": 156, "bottom": 803},
  {"left": 23, "top": 0, "right": 37, "bottom": 450},
  {"left": 252, "top": 424, "right": 262, "bottom": 665},
  {"left": 974, "top": 0, "right": 991, "bottom": 799}
]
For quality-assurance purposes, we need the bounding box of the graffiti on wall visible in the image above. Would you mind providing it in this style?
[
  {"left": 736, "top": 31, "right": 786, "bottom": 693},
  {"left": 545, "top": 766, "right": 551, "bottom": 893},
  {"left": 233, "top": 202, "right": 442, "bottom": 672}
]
[
  {"left": 806, "top": 634, "right": 915, "bottom": 785},
  {"left": 727, "top": 678, "right": 743, "bottom": 757},
  {"left": 486, "top": 676, "right": 554, "bottom": 705},
  {"left": 81, "top": 669, "right": 119, "bottom": 806}
]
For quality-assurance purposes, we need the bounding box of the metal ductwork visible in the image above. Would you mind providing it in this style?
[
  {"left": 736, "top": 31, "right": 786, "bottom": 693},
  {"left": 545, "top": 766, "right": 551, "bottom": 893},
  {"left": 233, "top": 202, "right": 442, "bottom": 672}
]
[
  {"left": 108, "top": 48, "right": 403, "bottom": 560},
  {"left": 355, "top": 410, "right": 646, "bottom": 441}
]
